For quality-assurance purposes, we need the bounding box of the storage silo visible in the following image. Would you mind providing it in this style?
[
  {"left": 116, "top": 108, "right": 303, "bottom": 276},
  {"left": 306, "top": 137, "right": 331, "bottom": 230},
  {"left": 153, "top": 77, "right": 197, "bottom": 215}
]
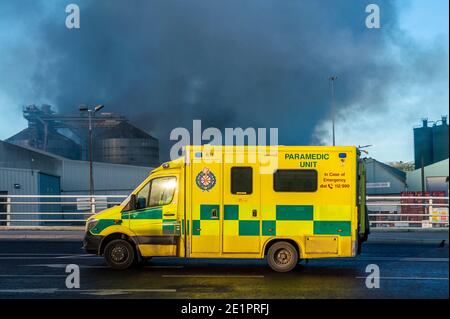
[
  {"left": 44, "top": 129, "right": 82, "bottom": 160},
  {"left": 413, "top": 119, "right": 434, "bottom": 169},
  {"left": 6, "top": 105, "right": 160, "bottom": 166},
  {"left": 94, "top": 122, "right": 159, "bottom": 167},
  {"left": 6, "top": 105, "right": 82, "bottom": 160},
  {"left": 432, "top": 116, "right": 449, "bottom": 163},
  {"left": 6, "top": 127, "right": 82, "bottom": 160}
]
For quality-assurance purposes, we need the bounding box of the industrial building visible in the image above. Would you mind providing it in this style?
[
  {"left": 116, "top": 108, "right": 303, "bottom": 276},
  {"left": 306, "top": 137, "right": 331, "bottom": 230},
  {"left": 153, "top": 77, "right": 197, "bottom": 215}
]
[
  {"left": 364, "top": 157, "right": 449, "bottom": 196},
  {"left": 364, "top": 158, "right": 407, "bottom": 195},
  {"left": 0, "top": 140, "right": 153, "bottom": 226},
  {"left": 410, "top": 115, "right": 449, "bottom": 194},
  {"left": 407, "top": 158, "right": 449, "bottom": 195},
  {"left": 6, "top": 104, "right": 160, "bottom": 167},
  {"left": 413, "top": 116, "right": 449, "bottom": 169}
]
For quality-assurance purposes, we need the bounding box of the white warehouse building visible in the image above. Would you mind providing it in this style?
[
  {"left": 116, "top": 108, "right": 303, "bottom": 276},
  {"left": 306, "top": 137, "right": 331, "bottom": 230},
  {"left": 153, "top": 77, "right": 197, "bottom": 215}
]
[{"left": 0, "top": 140, "right": 155, "bottom": 226}]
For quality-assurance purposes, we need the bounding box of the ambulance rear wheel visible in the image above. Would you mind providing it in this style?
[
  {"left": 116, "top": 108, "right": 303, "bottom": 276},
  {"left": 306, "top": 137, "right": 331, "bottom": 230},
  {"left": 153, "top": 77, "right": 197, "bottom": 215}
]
[
  {"left": 104, "top": 239, "right": 136, "bottom": 270},
  {"left": 267, "top": 242, "right": 298, "bottom": 272}
]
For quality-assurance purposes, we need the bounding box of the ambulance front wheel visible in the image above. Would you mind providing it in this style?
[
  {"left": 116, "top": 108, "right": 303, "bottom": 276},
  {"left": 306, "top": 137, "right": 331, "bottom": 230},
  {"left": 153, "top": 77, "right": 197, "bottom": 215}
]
[
  {"left": 104, "top": 239, "right": 136, "bottom": 270},
  {"left": 267, "top": 241, "right": 298, "bottom": 272}
]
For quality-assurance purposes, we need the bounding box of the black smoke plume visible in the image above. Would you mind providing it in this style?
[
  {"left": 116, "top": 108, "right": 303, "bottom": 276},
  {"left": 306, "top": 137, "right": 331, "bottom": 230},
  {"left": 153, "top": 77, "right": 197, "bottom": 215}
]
[{"left": 1, "top": 0, "right": 447, "bottom": 160}]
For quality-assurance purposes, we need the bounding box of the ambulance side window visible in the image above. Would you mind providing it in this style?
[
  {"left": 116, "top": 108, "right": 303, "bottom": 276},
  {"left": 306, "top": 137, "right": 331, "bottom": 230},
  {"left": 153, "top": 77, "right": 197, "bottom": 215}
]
[
  {"left": 148, "top": 176, "right": 177, "bottom": 207},
  {"left": 231, "top": 167, "right": 253, "bottom": 195},
  {"left": 273, "top": 169, "right": 317, "bottom": 192},
  {"left": 135, "top": 183, "right": 150, "bottom": 209},
  {"left": 132, "top": 177, "right": 177, "bottom": 210}
]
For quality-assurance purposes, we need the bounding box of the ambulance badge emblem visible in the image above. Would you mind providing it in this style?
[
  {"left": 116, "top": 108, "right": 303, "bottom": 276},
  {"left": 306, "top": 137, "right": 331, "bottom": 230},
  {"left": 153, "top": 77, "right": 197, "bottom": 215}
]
[{"left": 196, "top": 167, "right": 216, "bottom": 191}]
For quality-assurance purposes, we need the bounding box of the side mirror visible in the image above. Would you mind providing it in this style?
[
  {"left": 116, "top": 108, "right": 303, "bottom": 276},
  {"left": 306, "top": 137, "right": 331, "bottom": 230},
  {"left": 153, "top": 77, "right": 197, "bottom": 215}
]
[
  {"left": 137, "top": 197, "right": 146, "bottom": 209},
  {"left": 129, "top": 194, "right": 137, "bottom": 210}
]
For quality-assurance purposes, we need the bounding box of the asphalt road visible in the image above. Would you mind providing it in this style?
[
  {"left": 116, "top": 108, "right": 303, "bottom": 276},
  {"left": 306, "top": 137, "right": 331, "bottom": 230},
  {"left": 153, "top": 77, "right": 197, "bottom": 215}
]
[{"left": 0, "top": 240, "right": 448, "bottom": 299}]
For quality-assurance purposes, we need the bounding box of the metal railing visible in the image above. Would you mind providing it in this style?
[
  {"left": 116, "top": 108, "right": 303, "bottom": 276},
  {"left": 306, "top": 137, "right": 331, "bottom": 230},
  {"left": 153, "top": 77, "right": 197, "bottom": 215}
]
[
  {"left": 0, "top": 194, "right": 448, "bottom": 230},
  {"left": 367, "top": 196, "right": 448, "bottom": 230},
  {"left": 0, "top": 195, "right": 127, "bottom": 229}
]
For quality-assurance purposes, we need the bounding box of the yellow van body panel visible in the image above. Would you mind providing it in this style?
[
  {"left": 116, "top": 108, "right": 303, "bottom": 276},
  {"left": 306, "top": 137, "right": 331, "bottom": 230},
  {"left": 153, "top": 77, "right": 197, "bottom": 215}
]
[{"left": 87, "top": 146, "right": 361, "bottom": 260}]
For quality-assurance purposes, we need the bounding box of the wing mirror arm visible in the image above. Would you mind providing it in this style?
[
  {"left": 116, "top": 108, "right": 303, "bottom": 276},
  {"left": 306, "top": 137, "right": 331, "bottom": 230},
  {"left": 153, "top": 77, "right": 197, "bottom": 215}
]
[{"left": 130, "top": 194, "right": 137, "bottom": 210}]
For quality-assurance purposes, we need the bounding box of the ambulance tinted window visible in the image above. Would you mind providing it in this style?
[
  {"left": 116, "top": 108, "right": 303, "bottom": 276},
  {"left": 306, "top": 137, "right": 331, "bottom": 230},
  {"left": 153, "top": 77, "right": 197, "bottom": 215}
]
[
  {"left": 273, "top": 169, "right": 317, "bottom": 192},
  {"left": 231, "top": 167, "right": 253, "bottom": 194}
]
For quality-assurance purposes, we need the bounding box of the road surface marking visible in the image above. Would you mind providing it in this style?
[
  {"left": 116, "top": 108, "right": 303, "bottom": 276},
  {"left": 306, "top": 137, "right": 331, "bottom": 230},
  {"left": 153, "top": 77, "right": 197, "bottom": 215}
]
[
  {"left": 0, "top": 275, "right": 66, "bottom": 277},
  {"left": 369, "top": 237, "right": 448, "bottom": 242},
  {"left": 145, "top": 265, "right": 184, "bottom": 269},
  {"left": 78, "top": 288, "right": 177, "bottom": 295},
  {"left": 162, "top": 274, "right": 264, "bottom": 278},
  {"left": 23, "top": 264, "right": 109, "bottom": 269},
  {"left": 399, "top": 257, "right": 448, "bottom": 262},
  {"left": 23, "top": 264, "right": 183, "bottom": 269},
  {"left": 357, "top": 257, "right": 448, "bottom": 262},
  {"left": 0, "top": 253, "right": 72, "bottom": 256},
  {"left": 0, "top": 289, "right": 58, "bottom": 294},
  {"left": 0, "top": 256, "right": 102, "bottom": 260},
  {"left": 356, "top": 276, "right": 449, "bottom": 281},
  {"left": 55, "top": 254, "right": 99, "bottom": 259},
  {"left": 0, "top": 288, "right": 176, "bottom": 295}
]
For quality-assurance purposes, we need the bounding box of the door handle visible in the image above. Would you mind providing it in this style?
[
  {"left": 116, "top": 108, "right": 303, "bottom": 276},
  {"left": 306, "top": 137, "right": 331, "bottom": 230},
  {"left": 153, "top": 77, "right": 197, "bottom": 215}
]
[
  {"left": 163, "top": 213, "right": 176, "bottom": 217},
  {"left": 252, "top": 209, "right": 257, "bottom": 217}
]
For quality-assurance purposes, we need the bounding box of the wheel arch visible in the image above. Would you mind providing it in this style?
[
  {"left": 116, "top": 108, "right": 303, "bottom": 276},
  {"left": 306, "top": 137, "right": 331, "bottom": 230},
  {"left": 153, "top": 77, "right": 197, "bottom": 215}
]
[
  {"left": 262, "top": 237, "right": 303, "bottom": 259},
  {"left": 99, "top": 232, "right": 139, "bottom": 258}
]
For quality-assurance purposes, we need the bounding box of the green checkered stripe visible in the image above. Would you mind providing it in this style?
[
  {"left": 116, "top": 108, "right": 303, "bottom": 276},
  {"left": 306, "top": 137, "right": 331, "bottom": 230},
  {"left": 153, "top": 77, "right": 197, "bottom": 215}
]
[
  {"left": 191, "top": 204, "right": 351, "bottom": 236},
  {"left": 224, "top": 205, "right": 260, "bottom": 236},
  {"left": 191, "top": 204, "right": 221, "bottom": 236},
  {"left": 162, "top": 220, "right": 181, "bottom": 235}
]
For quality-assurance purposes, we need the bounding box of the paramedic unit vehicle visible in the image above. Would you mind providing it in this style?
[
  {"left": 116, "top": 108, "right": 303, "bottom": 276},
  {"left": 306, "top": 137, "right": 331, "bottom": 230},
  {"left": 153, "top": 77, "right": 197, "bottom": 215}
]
[{"left": 83, "top": 146, "right": 369, "bottom": 272}]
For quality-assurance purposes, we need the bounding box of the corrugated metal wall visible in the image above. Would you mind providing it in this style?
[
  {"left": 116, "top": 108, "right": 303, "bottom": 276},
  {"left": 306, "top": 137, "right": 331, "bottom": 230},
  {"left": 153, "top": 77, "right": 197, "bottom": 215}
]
[
  {"left": 1, "top": 140, "right": 154, "bottom": 224},
  {"left": 38, "top": 173, "right": 62, "bottom": 225},
  {"left": 0, "top": 167, "right": 39, "bottom": 225},
  {"left": 1, "top": 140, "right": 152, "bottom": 197},
  {"left": 406, "top": 158, "right": 449, "bottom": 193},
  {"left": 0, "top": 140, "right": 60, "bottom": 175},
  {"left": 61, "top": 160, "right": 150, "bottom": 195},
  {"left": 60, "top": 160, "right": 151, "bottom": 216},
  {"left": 365, "top": 159, "right": 407, "bottom": 195}
]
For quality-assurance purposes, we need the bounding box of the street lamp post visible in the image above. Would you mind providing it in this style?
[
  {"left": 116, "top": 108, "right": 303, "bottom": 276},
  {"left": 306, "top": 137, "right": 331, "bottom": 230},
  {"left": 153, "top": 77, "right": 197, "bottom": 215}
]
[
  {"left": 79, "top": 104, "right": 104, "bottom": 196},
  {"left": 329, "top": 76, "right": 337, "bottom": 146}
]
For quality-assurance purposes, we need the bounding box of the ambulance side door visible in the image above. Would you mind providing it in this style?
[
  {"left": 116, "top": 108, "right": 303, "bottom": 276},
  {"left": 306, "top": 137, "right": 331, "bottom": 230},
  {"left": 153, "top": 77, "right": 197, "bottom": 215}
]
[
  {"left": 126, "top": 175, "right": 179, "bottom": 240},
  {"left": 222, "top": 160, "right": 261, "bottom": 254}
]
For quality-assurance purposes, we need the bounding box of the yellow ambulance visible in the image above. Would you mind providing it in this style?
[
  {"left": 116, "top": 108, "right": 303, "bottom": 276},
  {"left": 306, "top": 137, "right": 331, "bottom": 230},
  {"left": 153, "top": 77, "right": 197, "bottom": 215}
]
[{"left": 83, "top": 146, "right": 369, "bottom": 272}]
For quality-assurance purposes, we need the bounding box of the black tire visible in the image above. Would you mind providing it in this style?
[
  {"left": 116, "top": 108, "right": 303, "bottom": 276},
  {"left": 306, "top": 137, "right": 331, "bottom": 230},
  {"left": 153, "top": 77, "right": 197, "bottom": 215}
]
[
  {"left": 267, "top": 241, "right": 298, "bottom": 272},
  {"left": 104, "top": 239, "right": 136, "bottom": 270}
]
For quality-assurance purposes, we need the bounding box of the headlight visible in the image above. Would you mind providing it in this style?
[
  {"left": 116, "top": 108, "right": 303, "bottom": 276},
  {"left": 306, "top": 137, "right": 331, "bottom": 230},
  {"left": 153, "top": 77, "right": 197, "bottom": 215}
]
[{"left": 86, "top": 218, "right": 99, "bottom": 232}]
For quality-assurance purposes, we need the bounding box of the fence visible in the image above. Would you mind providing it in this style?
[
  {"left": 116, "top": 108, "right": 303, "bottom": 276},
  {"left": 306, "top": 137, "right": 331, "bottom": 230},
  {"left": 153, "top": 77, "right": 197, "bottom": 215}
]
[
  {"left": 367, "top": 196, "right": 448, "bottom": 230},
  {"left": 0, "top": 194, "right": 448, "bottom": 230},
  {"left": 0, "top": 195, "right": 126, "bottom": 229}
]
